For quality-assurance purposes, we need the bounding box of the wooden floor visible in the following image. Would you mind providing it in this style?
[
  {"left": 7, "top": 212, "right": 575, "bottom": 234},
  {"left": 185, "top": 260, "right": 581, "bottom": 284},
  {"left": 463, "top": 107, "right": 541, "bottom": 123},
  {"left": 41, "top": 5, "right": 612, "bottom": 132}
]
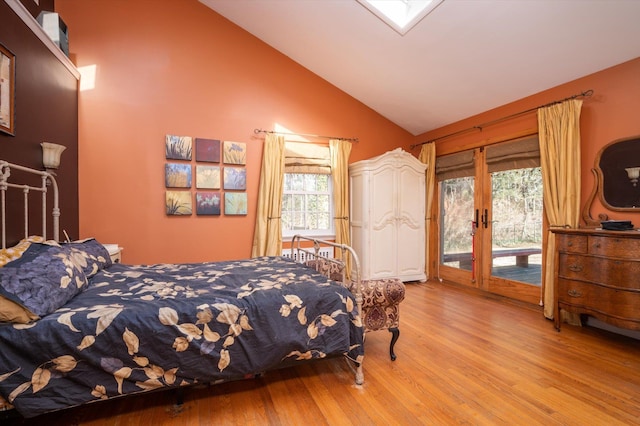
[{"left": 4, "top": 282, "right": 640, "bottom": 425}]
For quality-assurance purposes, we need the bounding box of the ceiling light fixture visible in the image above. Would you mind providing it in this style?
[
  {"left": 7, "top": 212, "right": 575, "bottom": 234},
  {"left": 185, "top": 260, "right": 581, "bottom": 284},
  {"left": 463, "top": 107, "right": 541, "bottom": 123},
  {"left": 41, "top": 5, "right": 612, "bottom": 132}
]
[{"left": 357, "top": 0, "right": 444, "bottom": 36}]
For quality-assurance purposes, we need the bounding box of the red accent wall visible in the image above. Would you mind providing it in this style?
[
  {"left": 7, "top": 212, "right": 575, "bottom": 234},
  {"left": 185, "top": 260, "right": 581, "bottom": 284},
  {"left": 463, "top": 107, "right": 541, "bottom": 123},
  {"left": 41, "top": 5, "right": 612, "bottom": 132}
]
[{"left": 54, "top": 0, "right": 413, "bottom": 264}]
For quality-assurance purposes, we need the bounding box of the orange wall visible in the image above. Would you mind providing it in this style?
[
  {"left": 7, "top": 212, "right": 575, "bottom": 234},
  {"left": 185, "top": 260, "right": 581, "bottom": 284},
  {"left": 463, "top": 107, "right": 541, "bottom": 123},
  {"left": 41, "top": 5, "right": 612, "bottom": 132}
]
[
  {"left": 413, "top": 57, "right": 640, "bottom": 225},
  {"left": 55, "top": 0, "right": 413, "bottom": 264}
]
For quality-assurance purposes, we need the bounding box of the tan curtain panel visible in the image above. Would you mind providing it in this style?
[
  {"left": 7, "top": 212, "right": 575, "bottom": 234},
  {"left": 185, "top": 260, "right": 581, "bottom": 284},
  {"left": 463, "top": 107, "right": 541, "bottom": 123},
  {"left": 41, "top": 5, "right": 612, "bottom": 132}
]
[
  {"left": 284, "top": 142, "right": 331, "bottom": 174},
  {"left": 329, "top": 139, "right": 352, "bottom": 277},
  {"left": 435, "top": 150, "right": 475, "bottom": 180},
  {"left": 486, "top": 135, "right": 541, "bottom": 173},
  {"left": 538, "top": 99, "right": 583, "bottom": 321},
  {"left": 419, "top": 142, "right": 436, "bottom": 280},
  {"left": 251, "top": 134, "right": 285, "bottom": 257}
]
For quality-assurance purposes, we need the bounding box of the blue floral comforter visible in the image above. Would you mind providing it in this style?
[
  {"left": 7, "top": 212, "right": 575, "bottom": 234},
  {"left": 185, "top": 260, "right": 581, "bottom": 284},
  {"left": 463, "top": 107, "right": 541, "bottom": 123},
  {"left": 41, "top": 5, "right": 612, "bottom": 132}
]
[{"left": 0, "top": 256, "right": 364, "bottom": 418}]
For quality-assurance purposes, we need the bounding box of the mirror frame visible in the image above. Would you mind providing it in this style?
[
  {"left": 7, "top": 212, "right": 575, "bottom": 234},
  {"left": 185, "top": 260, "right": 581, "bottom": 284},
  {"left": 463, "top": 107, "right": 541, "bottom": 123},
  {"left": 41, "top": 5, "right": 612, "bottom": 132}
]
[{"left": 582, "top": 135, "right": 640, "bottom": 226}]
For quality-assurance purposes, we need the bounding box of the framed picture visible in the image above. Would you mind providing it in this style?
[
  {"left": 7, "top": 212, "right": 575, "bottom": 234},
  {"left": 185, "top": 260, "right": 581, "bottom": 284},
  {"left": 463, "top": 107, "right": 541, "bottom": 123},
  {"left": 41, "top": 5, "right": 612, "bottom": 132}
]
[
  {"left": 195, "top": 138, "right": 221, "bottom": 163},
  {"left": 223, "top": 141, "right": 246, "bottom": 165},
  {"left": 223, "top": 166, "right": 247, "bottom": 190},
  {"left": 0, "top": 43, "right": 15, "bottom": 136},
  {"left": 224, "top": 192, "right": 247, "bottom": 215},
  {"left": 165, "top": 163, "right": 192, "bottom": 188},
  {"left": 165, "top": 135, "right": 193, "bottom": 160},
  {"left": 165, "top": 191, "right": 192, "bottom": 215},
  {"left": 196, "top": 192, "right": 221, "bottom": 215},
  {"left": 196, "top": 165, "right": 220, "bottom": 189}
]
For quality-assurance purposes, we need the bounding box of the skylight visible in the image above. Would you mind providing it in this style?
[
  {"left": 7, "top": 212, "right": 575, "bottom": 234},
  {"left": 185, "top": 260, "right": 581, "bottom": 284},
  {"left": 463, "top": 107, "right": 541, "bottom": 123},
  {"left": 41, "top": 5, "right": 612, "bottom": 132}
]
[{"left": 357, "top": 0, "right": 444, "bottom": 35}]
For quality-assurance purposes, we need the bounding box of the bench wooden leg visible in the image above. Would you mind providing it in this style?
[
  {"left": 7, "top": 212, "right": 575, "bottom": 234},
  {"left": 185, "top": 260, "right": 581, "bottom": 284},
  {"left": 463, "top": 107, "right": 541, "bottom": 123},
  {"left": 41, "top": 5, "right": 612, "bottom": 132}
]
[
  {"left": 389, "top": 327, "right": 400, "bottom": 361},
  {"left": 515, "top": 255, "right": 529, "bottom": 267}
]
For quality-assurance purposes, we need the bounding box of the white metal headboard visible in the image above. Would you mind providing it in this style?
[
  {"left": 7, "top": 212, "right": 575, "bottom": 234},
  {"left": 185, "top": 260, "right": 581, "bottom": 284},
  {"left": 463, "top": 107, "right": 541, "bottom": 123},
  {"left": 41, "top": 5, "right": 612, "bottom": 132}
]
[{"left": 0, "top": 160, "right": 60, "bottom": 248}]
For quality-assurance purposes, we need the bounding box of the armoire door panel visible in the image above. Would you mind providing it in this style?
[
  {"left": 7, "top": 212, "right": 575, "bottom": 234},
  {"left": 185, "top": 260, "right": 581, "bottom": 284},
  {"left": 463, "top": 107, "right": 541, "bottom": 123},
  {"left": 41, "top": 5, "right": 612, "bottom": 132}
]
[{"left": 349, "top": 148, "right": 426, "bottom": 282}]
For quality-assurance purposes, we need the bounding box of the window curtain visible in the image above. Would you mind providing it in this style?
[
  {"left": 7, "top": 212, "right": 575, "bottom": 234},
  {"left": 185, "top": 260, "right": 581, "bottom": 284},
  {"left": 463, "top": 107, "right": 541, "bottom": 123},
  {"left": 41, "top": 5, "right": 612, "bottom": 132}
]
[
  {"left": 251, "top": 133, "right": 285, "bottom": 257},
  {"left": 418, "top": 142, "right": 436, "bottom": 280},
  {"left": 330, "top": 139, "right": 352, "bottom": 275},
  {"left": 538, "top": 99, "right": 583, "bottom": 321}
]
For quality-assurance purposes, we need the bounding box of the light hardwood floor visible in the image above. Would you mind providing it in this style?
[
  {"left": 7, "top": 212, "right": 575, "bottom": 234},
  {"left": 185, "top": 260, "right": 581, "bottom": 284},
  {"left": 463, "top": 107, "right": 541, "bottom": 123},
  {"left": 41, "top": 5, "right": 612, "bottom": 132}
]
[{"left": 5, "top": 281, "right": 640, "bottom": 425}]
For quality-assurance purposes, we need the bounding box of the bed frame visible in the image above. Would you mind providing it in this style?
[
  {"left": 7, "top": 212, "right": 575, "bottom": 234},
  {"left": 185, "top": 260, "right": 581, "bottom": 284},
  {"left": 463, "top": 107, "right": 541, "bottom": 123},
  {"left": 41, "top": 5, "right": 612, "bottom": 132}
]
[
  {"left": 0, "top": 160, "right": 365, "bottom": 416},
  {"left": 291, "top": 234, "right": 364, "bottom": 384},
  {"left": 0, "top": 160, "right": 60, "bottom": 248}
]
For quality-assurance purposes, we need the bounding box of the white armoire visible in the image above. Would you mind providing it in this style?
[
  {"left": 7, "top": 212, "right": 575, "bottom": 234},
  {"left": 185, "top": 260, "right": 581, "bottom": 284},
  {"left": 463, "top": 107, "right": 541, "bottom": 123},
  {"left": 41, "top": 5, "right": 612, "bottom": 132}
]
[{"left": 349, "top": 148, "right": 426, "bottom": 282}]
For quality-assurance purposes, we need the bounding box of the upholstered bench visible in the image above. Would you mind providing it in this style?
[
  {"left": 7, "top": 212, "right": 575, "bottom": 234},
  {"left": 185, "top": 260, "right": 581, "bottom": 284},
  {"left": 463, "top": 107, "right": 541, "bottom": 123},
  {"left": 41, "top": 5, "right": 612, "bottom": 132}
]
[
  {"left": 304, "top": 258, "right": 406, "bottom": 361},
  {"left": 356, "top": 278, "right": 406, "bottom": 361}
]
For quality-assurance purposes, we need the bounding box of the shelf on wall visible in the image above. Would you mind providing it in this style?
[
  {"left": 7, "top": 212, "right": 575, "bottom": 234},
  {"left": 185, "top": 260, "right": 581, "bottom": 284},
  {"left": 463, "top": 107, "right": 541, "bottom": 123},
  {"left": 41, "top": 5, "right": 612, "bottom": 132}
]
[{"left": 4, "top": 0, "right": 79, "bottom": 80}]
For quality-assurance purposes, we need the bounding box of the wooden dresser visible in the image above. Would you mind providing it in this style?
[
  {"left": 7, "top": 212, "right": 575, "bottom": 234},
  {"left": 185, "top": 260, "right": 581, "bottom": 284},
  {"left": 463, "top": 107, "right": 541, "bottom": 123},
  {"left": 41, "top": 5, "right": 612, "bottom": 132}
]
[{"left": 552, "top": 228, "right": 640, "bottom": 331}]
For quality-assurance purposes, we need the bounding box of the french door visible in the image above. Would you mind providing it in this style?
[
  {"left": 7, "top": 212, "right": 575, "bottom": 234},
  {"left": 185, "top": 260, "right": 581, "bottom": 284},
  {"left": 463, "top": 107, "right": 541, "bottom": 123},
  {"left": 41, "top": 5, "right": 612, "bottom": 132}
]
[{"left": 437, "top": 137, "right": 544, "bottom": 305}]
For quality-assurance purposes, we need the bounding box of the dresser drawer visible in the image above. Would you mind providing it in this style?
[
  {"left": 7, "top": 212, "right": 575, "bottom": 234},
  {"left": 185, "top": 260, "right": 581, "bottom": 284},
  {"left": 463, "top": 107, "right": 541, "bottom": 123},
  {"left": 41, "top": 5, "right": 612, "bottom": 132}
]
[
  {"left": 553, "top": 228, "right": 640, "bottom": 332},
  {"left": 589, "top": 235, "right": 640, "bottom": 259},
  {"left": 557, "top": 278, "right": 640, "bottom": 324},
  {"left": 556, "top": 233, "right": 587, "bottom": 254},
  {"left": 558, "top": 253, "right": 640, "bottom": 290}
]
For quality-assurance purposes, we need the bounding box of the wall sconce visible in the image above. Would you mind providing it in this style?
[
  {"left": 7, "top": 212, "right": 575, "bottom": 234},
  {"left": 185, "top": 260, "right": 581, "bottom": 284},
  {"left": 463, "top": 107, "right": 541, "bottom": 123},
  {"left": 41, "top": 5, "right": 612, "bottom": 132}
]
[
  {"left": 41, "top": 142, "right": 66, "bottom": 173},
  {"left": 625, "top": 167, "right": 640, "bottom": 187}
]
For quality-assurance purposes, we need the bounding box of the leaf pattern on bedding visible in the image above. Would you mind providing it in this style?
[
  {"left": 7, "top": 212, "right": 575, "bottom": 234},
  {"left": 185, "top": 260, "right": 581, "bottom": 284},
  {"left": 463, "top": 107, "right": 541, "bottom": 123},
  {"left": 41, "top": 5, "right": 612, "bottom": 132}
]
[{"left": 0, "top": 256, "right": 364, "bottom": 418}]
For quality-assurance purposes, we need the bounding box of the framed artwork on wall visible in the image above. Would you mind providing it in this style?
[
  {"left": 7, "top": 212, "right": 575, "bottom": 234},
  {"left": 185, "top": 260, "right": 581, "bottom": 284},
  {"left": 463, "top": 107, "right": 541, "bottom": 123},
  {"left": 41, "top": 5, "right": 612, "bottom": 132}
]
[
  {"left": 165, "top": 191, "right": 192, "bottom": 215},
  {"left": 223, "top": 166, "right": 246, "bottom": 190},
  {"left": 165, "top": 135, "right": 193, "bottom": 160},
  {"left": 224, "top": 192, "right": 247, "bottom": 215},
  {"left": 196, "top": 192, "right": 221, "bottom": 215},
  {"left": 165, "top": 163, "right": 192, "bottom": 188},
  {"left": 195, "top": 138, "right": 221, "bottom": 163},
  {"left": 0, "top": 43, "right": 15, "bottom": 136},
  {"left": 196, "top": 165, "right": 220, "bottom": 189},
  {"left": 223, "top": 141, "right": 246, "bottom": 165}
]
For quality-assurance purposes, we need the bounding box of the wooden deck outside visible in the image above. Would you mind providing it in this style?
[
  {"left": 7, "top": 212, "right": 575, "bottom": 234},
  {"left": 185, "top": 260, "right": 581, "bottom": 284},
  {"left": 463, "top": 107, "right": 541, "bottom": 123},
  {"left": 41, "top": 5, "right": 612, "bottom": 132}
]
[{"left": 492, "top": 263, "right": 542, "bottom": 285}]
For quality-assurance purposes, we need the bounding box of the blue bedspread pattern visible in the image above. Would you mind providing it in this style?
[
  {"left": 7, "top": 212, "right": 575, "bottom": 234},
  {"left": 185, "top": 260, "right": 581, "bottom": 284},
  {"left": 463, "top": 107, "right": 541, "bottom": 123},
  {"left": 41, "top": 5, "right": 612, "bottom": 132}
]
[{"left": 0, "top": 256, "right": 364, "bottom": 418}]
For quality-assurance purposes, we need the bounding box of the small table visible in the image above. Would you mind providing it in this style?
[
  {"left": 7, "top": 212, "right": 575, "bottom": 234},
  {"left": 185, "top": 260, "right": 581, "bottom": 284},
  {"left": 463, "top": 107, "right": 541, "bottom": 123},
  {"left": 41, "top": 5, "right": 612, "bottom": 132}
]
[{"left": 102, "top": 244, "right": 123, "bottom": 263}]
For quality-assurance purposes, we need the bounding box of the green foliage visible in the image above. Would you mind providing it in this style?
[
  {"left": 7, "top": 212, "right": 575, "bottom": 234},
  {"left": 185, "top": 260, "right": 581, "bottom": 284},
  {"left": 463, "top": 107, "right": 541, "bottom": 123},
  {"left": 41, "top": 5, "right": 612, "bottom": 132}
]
[{"left": 442, "top": 168, "right": 543, "bottom": 253}]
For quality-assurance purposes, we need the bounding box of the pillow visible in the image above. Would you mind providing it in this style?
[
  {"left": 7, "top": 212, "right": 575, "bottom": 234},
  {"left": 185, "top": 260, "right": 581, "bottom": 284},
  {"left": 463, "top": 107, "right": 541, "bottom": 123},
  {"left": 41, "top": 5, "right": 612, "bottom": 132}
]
[
  {"left": 0, "top": 236, "right": 45, "bottom": 268},
  {"left": 0, "top": 295, "right": 39, "bottom": 323},
  {"left": 62, "top": 238, "right": 112, "bottom": 278},
  {"left": 0, "top": 243, "right": 88, "bottom": 318}
]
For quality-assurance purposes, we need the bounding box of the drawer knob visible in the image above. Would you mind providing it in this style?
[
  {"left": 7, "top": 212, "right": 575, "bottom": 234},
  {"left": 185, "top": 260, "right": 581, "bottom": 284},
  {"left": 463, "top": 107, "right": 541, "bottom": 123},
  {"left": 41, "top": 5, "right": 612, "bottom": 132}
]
[
  {"left": 568, "top": 289, "right": 582, "bottom": 297},
  {"left": 568, "top": 264, "right": 583, "bottom": 272},
  {"left": 567, "top": 242, "right": 573, "bottom": 247}
]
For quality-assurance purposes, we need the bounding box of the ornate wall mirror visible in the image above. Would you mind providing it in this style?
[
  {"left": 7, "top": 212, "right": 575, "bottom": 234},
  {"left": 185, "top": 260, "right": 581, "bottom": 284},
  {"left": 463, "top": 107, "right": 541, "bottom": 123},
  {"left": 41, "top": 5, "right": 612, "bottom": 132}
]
[{"left": 583, "top": 135, "right": 640, "bottom": 226}]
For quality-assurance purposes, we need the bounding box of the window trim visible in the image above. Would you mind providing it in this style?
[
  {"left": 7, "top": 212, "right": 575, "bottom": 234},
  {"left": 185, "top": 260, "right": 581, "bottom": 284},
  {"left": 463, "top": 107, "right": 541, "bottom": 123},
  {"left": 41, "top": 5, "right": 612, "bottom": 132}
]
[{"left": 281, "top": 173, "right": 335, "bottom": 240}]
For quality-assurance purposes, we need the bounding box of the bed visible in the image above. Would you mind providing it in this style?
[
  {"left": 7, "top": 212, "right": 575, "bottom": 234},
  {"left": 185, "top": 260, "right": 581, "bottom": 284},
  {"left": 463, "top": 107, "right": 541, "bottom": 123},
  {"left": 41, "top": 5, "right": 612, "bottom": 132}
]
[{"left": 0, "top": 160, "right": 364, "bottom": 419}]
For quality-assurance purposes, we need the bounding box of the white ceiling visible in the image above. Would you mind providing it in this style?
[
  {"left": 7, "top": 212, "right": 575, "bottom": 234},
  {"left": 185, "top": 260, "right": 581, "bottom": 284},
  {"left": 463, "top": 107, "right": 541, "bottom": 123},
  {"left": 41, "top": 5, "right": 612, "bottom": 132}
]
[{"left": 200, "top": 0, "right": 640, "bottom": 136}]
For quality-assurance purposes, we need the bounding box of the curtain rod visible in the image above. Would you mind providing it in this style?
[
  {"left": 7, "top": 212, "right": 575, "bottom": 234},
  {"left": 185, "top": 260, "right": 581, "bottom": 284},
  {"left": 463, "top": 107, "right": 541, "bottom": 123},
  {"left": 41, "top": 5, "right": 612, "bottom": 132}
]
[
  {"left": 254, "top": 128, "right": 359, "bottom": 143},
  {"left": 409, "top": 89, "right": 594, "bottom": 150}
]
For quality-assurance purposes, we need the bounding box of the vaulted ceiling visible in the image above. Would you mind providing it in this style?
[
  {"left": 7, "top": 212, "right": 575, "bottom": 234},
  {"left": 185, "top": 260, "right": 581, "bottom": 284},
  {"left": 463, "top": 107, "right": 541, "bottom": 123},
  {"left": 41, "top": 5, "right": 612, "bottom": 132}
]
[{"left": 201, "top": 0, "right": 640, "bottom": 135}]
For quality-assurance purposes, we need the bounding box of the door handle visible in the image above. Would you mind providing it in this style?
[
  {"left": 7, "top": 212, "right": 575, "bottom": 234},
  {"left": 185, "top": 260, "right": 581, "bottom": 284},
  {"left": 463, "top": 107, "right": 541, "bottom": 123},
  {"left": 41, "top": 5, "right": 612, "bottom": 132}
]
[
  {"left": 474, "top": 209, "right": 479, "bottom": 228},
  {"left": 481, "top": 209, "right": 488, "bottom": 228}
]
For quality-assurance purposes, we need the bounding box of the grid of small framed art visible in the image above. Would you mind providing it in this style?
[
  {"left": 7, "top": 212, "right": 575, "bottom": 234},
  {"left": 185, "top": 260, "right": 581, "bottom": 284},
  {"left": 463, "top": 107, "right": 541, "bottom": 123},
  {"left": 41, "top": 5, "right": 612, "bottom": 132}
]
[{"left": 164, "top": 134, "right": 247, "bottom": 216}]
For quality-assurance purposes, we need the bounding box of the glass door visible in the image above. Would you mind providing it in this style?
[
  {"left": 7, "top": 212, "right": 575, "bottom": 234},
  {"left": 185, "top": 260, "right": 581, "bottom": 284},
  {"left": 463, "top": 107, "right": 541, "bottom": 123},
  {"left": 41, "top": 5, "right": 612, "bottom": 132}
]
[
  {"left": 440, "top": 176, "right": 477, "bottom": 280},
  {"left": 482, "top": 167, "right": 543, "bottom": 304},
  {"left": 438, "top": 149, "right": 480, "bottom": 286},
  {"left": 437, "top": 136, "right": 544, "bottom": 305}
]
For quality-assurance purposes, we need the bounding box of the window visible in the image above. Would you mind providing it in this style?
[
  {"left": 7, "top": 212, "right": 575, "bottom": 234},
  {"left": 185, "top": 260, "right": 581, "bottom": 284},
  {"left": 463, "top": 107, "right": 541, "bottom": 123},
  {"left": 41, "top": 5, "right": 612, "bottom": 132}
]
[
  {"left": 356, "top": 0, "right": 444, "bottom": 35},
  {"left": 282, "top": 173, "right": 334, "bottom": 239}
]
